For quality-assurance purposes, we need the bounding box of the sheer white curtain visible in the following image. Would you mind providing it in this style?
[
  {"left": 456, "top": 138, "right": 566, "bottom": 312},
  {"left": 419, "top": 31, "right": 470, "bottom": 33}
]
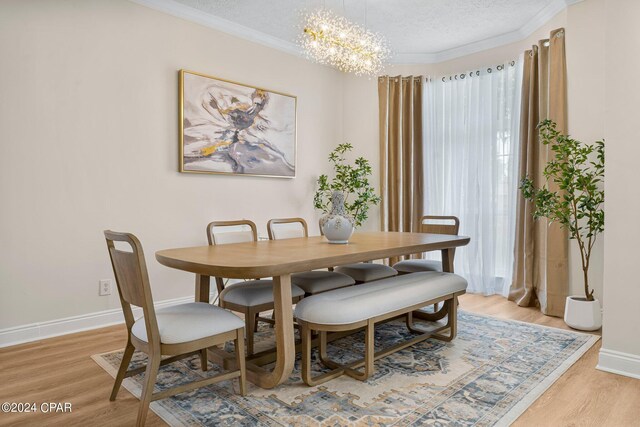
[{"left": 424, "top": 57, "right": 523, "bottom": 296}]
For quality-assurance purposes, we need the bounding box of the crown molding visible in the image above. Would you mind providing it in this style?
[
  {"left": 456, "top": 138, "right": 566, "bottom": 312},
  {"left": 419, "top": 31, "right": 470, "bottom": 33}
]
[
  {"left": 130, "top": 0, "right": 303, "bottom": 57},
  {"left": 130, "top": 0, "right": 582, "bottom": 66},
  {"left": 390, "top": 0, "right": 582, "bottom": 64}
]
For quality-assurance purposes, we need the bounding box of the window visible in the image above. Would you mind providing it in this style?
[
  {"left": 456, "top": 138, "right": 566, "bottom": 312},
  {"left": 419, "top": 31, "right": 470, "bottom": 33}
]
[{"left": 423, "top": 58, "right": 523, "bottom": 295}]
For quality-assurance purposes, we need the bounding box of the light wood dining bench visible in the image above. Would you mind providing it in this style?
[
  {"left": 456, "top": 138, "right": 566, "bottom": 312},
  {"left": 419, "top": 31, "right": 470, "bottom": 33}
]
[{"left": 294, "top": 271, "right": 467, "bottom": 386}]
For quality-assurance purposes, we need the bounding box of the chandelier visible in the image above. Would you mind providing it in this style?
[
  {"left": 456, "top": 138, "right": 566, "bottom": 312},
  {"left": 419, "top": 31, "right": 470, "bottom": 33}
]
[{"left": 300, "top": 9, "right": 390, "bottom": 76}]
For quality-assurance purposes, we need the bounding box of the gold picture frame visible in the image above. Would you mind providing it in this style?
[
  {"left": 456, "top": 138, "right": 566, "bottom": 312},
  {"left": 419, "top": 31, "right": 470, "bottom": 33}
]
[{"left": 179, "top": 69, "right": 297, "bottom": 178}]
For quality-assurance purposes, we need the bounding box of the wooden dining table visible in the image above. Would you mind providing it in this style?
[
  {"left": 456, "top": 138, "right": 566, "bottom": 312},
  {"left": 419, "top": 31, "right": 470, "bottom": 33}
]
[{"left": 155, "top": 231, "right": 470, "bottom": 389}]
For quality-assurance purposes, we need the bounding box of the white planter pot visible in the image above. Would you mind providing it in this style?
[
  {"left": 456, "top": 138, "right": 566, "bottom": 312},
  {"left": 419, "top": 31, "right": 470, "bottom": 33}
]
[{"left": 564, "top": 296, "right": 602, "bottom": 331}]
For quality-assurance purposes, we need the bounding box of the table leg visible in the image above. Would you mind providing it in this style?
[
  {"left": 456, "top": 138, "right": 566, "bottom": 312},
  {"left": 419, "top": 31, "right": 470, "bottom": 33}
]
[
  {"left": 441, "top": 248, "right": 455, "bottom": 273},
  {"left": 246, "top": 274, "right": 295, "bottom": 389},
  {"left": 195, "top": 274, "right": 210, "bottom": 303}
]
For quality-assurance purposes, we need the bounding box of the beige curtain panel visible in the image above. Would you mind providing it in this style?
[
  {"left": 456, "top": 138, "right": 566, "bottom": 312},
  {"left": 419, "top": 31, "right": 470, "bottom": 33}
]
[
  {"left": 509, "top": 28, "right": 569, "bottom": 317},
  {"left": 378, "top": 75, "right": 424, "bottom": 236}
]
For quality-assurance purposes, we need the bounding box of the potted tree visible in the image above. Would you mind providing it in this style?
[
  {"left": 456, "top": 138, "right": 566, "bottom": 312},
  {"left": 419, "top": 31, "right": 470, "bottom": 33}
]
[
  {"left": 520, "top": 120, "right": 604, "bottom": 330},
  {"left": 314, "top": 143, "right": 380, "bottom": 243}
]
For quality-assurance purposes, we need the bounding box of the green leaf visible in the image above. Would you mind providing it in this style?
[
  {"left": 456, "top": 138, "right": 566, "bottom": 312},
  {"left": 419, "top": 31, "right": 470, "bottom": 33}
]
[
  {"left": 313, "top": 143, "right": 380, "bottom": 227},
  {"left": 522, "top": 120, "right": 605, "bottom": 300}
]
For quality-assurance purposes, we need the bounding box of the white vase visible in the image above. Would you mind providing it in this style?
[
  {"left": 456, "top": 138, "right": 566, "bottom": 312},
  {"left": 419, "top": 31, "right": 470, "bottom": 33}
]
[
  {"left": 564, "top": 296, "right": 602, "bottom": 331},
  {"left": 320, "top": 191, "right": 354, "bottom": 244}
]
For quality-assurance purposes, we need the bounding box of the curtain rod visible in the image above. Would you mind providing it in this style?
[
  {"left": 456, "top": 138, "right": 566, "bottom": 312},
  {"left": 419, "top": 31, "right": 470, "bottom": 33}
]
[
  {"left": 377, "top": 58, "right": 519, "bottom": 83},
  {"left": 430, "top": 59, "right": 519, "bottom": 82},
  {"left": 377, "top": 76, "right": 422, "bottom": 82}
]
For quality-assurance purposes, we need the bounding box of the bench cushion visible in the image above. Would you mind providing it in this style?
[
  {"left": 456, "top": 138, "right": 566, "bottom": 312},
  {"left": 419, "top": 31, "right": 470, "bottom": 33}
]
[
  {"left": 294, "top": 272, "right": 467, "bottom": 325},
  {"left": 393, "top": 259, "right": 443, "bottom": 273},
  {"left": 334, "top": 263, "right": 398, "bottom": 282}
]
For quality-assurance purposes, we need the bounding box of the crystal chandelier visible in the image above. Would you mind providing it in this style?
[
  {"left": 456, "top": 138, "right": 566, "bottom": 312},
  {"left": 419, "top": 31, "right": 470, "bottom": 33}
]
[{"left": 300, "top": 9, "right": 390, "bottom": 76}]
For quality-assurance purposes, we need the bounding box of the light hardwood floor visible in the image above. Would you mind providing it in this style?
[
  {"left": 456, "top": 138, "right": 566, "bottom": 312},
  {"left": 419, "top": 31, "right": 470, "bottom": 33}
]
[{"left": 0, "top": 294, "right": 638, "bottom": 426}]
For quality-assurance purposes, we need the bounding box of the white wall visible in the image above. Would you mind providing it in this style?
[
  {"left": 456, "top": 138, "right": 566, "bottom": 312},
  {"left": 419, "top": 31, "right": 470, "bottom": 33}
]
[
  {"left": 564, "top": 0, "right": 606, "bottom": 304},
  {"left": 343, "top": 1, "right": 606, "bottom": 304},
  {"left": 0, "top": 0, "right": 343, "bottom": 330},
  {"left": 597, "top": 0, "right": 640, "bottom": 379}
]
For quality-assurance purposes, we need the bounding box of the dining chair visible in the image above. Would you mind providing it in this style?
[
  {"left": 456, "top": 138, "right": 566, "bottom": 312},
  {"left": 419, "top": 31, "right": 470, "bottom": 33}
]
[
  {"left": 267, "top": 217, "right": 355, "bottom": 295},
  {"left": 392, "top": 216, "right": 461, "bottom": 273},
  {"left": 104, "top": 230, "right": 246, "bottom": 427},
  {"left": 318, "top": 221, "right": 398, "bottom": 283},
  {"left": 207, "top": 220, "right": 305, "bottom": 356}
]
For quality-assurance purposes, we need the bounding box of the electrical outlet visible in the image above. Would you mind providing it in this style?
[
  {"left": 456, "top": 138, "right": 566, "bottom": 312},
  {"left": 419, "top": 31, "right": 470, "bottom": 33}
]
[{"left": 99, "top": 279, "right": 112, "bottom": 296}]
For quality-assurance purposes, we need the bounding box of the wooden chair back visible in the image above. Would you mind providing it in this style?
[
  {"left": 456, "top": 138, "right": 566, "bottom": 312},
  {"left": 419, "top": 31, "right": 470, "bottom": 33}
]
[
  {"left": 420, "top": 216, "right": 460, "bottom": 235},
  {"left": 207, "top": 220, "right": 258, "bottom": 245},
  {"left": 206, "top": 220, "right": 259, "bottom": 295},
  {"left": 267, "top": 217, "right": 308, "bottom": 240},
  {"left": 104, "top": 230, "right": 159, "bottom": 345}
]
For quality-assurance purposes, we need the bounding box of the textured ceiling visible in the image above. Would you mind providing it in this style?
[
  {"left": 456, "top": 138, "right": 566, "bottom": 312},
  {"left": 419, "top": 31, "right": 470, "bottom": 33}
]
[{"left": 173, "top": 0, "right": 560, "bottom": 53}]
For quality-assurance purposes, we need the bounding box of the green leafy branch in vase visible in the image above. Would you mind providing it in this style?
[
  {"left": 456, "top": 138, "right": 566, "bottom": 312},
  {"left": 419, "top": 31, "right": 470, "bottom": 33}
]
[
  {"left": 520, "top": 120, "right": 604, "bottom": 301},
  {"left": 313, "top": 143, "right": 380, "bottom": 227}
]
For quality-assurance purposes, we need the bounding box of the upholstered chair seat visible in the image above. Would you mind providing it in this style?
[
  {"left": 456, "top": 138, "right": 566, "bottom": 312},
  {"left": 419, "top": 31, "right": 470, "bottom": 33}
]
[
  {"left": 334, "top": 263, "right": 398, "bottom": 283},
  {"left": 220, "top": 280, "right": 305, "bottom": 307},
  {"left": 317, "top": 219, "right": 397, "bottom": 284},
  {"left": 290, "top": 271, "right": 355, "bottom": 294},
  {"left": 392, "top": 259, "right": 443, "bottom": 274},
  {"left": 393, "top": 216, "right": 461, "bottom": 276},
  {"left": 131, "top": 302, "right": 245, "bottom": 345}
]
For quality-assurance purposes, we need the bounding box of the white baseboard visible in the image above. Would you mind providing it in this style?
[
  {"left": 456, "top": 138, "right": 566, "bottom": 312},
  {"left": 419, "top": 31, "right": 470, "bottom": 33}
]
[
  {"left": 597, "top": 347, "right": 640, "bottom": 380},
  {"left": 0, "top": 294, "right": 216, "bottom": 349}
]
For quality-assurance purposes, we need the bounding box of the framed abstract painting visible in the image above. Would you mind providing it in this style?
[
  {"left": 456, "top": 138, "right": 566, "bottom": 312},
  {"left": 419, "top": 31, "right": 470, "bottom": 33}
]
[{"left": 179, "top": 70, "right": 296, "bottom": 178}]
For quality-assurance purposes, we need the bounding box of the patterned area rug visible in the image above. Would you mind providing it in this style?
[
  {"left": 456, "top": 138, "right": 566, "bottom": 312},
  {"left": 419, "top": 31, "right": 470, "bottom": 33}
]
[{"left": 92, "top": 311, "right": 598, "bottom": 426}]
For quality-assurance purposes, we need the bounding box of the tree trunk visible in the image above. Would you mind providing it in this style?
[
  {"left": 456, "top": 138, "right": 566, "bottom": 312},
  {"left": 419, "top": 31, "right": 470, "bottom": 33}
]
[{"left": 583, "top": 267, "right": 594, "bottom": 301}]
